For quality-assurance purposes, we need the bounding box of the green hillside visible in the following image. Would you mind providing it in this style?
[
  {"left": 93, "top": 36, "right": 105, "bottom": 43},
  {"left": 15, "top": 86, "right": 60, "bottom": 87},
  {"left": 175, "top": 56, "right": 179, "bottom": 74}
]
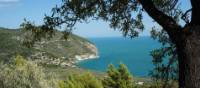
[{"left": 0, "top": 28, "right": 98, "bottom": 66}]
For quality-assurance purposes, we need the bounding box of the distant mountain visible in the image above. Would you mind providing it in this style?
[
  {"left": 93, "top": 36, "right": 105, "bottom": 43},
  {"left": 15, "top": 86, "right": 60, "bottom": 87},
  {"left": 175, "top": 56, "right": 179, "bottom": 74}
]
[{"left": 0, "top": 28, "right": 98, "bottom": 67}]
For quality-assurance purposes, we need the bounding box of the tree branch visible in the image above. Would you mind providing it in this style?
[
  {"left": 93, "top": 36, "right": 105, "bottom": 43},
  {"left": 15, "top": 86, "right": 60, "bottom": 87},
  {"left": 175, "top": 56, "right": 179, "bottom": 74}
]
[
  {"left": 138, "top": 0, "right": 182, "bottom": 39},
  {"left": 181, "top": 8, "right": 192, "bottom": 24}
]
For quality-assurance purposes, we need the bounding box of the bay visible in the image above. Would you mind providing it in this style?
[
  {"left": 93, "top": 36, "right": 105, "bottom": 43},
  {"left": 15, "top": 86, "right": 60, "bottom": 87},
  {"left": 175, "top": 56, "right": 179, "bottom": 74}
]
[{"left": 78, "top": 37, "right": 161, "bottom": 77}]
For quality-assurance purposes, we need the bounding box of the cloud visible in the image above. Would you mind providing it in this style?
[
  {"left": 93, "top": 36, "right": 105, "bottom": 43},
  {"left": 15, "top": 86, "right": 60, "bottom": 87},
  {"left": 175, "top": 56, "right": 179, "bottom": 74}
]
[
  {"left": 0, "top": 0, "right": 20, "bottom": 7},
  {"left": 0, "top": 0, "right": 19, "bottom": 3}
]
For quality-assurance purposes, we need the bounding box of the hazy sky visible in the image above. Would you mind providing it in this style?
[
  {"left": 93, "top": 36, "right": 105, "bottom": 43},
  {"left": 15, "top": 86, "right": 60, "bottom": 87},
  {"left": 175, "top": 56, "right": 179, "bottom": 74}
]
[{"left": 0, "top": 0, "right": 191, "bottom": 38}]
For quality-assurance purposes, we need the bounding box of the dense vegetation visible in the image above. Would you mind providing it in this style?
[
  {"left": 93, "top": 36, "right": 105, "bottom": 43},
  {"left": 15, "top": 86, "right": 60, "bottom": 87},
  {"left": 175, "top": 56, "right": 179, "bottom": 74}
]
[
  {"left": 0, "top": 55, "right": 58, "bottom": 88},
  {"left": 0, "top": 55, "right": 178, "bottom": 88},
  {"left": 0, "top": 28, "right": 96, "bottom": 66}
]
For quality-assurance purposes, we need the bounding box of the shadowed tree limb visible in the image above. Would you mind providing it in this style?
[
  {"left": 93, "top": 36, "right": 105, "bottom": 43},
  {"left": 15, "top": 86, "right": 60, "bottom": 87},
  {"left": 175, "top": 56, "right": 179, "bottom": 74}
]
[{"left": 138, "top": 0, "right": 182, "bottom": 42}]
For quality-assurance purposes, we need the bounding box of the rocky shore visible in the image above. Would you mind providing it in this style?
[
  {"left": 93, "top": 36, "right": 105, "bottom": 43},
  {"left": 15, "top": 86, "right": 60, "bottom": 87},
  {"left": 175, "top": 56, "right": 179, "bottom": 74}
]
[{"left": 62, "top": 43, "right": 99, "bottom": 67}]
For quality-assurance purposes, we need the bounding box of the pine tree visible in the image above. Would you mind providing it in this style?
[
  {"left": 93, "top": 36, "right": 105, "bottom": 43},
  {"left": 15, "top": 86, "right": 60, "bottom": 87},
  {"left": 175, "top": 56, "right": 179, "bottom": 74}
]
[
  {"left": 103, "top": 64, "right": 134, "bottom": 88},
  {"left": 60, "top": 72, "right": 103, "bottom": 88}
]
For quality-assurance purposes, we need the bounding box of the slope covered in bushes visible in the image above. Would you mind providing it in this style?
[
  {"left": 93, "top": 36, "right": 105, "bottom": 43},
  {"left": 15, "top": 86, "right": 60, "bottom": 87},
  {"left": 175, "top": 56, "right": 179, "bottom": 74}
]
[{"left": 0, "top": 28, "right": 97, "bottom": 66}]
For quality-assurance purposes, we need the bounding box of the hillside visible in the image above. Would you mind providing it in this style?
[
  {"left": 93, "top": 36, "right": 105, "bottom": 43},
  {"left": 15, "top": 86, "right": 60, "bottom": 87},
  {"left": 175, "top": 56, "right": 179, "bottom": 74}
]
[{"left": 0, "top": 28, "right": 98, "bottom": 67}]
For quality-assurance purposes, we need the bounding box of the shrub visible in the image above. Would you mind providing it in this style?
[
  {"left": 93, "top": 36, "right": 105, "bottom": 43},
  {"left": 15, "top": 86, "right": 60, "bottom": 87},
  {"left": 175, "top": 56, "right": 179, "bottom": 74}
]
[
  {"left": 0, "top": 55, "right": 58, "bottom": 88},
  {"left": 59, "top": 72, "right": 103, "bottom": 88},
  {"left": 148, "top": 80, "right": 178, "bottom": 88}
]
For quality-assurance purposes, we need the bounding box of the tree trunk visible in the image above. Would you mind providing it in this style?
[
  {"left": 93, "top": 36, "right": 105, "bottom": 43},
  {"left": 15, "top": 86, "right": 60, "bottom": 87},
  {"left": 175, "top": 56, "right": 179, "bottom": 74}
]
[
  {"left": 191, "top": 0, "right": 200, "bottom": 25},
  {"left": 176, "top": 25, "right": 200, "bottom": 88}
]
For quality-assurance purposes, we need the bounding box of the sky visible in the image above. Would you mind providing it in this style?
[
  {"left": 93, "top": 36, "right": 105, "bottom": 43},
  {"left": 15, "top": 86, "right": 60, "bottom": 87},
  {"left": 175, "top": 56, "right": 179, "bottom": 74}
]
[{"left": 0, "top": 0, "right": 191, "bottom": 38}]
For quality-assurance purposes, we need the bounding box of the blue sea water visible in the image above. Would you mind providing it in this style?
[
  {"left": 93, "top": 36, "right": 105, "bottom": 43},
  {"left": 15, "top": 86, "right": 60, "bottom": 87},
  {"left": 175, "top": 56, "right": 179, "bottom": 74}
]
[{"left": 78, "top": 37, "right": 161, "bottom": 77}]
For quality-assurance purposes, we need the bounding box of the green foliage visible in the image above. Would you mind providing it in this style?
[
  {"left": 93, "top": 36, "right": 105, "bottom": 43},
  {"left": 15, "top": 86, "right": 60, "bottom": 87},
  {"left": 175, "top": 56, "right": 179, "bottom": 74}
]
[
  {"left": 46, "top": 0, "right": 144, "bottom": 38},
  {"left": 0, "top": 29, "right": 34, "bottom": 63},
  {"left": 37, "top": 0, "right": 182, "bottom": 40},
  {"left": 59, "top": 72, "right": 103, "bottom": 88},
  {"left": 150, "top": 28, "right": 178, "bottom": 87},
  {"left": 0, "top": 28, "right": 96, "bottom": 65},
  {"left": 103, "top": 64, "right": 134, "bottom": 88},
  {"left": 149, "top": 0, "right": 180, "bottom": 84},
  {"left": 15, "top": 55, "right": 26, "bottom": 66},
  {"left": 148, "top": 80, "right": 178, "bottom": 88},
  {"left": 57, "top": 64, "right": 138, "bottom": 88},
  {"left": 149, "top": 0, "right": 181, "bottom": 86},
  {"left": 0, "top": 55, "right": 177, "bottom": 88},
  {"left": 20, "top": 19, "right": 55, "bottom": 47},
  {"left": 19, "top": 0, "right": 145, "bottom": 40},
  {"left": 0, "top": 55, "right": 58, "bottom": 88},
  {"left": 58, "top": 80, "right": 67, "bottom": 88}
]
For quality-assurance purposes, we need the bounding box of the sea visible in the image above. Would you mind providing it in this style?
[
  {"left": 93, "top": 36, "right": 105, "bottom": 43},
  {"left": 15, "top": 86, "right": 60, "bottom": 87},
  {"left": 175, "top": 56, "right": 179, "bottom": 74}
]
[{"left": 77, "top": 36, "right": 162, "bottom": 77}]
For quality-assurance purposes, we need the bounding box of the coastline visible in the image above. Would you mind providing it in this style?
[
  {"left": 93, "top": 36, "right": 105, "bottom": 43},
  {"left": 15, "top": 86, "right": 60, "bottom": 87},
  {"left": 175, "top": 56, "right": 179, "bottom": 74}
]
[
  {"left": 74, "top": 54, "right": 99, "bottom": 63},
  {"left": 61, "top": 54, "right": 99, "bottom": 67},
  {"left": 61, "top": 42, "right": 99, "bottom": 67},
  {"left": 28, "top": 41, "right": 99, "bottom": 68}
]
